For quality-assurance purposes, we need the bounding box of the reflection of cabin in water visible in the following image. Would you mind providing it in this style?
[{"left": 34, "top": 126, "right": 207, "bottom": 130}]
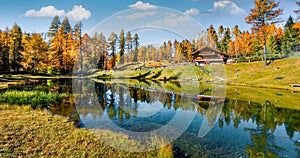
[{"left": 192, "top": 46, "right": 229, "bottom": 65}]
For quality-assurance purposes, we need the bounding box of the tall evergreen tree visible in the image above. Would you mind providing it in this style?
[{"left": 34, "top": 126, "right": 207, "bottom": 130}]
[
  {"left": 207, "top": 25, "right": 218, "bottom": 48},
  {"left": 98, "top": 33, "right": 107, "bottom": 70},
  {"left": 21, "top": 33, "right": 49, "bottom": 74},
  {"left": 267, "top": 36, "right": 279, "bottom": 56},
  {"left": 220, "top": 28, "right": 231, "bottom": 53},
  {"left": 49, "top": 26, "right": 65, "bottom": 74},
  {"left": 74, "top": 22, "right": 82, "bottom": 72},
  {"left": 10, "top": 23, "right": 23, "bottom": 72},
  {"left": 108, "top": 32, "right": 117, "bottom": 68},
  {"left": 119, "top": 29, "right": 125, "bottom": 65},
  {"left": 48, "top": 15, "right": 61, "bottom": 39},
  {"left": 217, "top": 25, "right": 224, "bottom": 49},
  {"left": 245, "top": 0, "right": 283, "bottom": 65},
  {"left": 181, "top": 40, "right": 193, "bottom": 62},
  {"left": 232, "top": 25, "right": 241, "bottom": 58},
  {"left": 0, "top": 28, "right": 10, "bottom": 71},
  {"left": 281, "top": 16, "right": 299, "bottom": 56},
  {"left": 125, "top": 31, "right": 132, "bottom": 62},
  {"left": 133, "top": 33, "right": 139, "bottom": 62},
  {"left": 166, "top": 40, "right": 173, "bottom": 61},
  {"left": 61, "top": 17, "right": 72, "bottom": 34}
]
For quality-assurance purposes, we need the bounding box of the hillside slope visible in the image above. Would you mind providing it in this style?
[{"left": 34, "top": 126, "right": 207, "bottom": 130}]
[{"left": 225, "top": 58, "right": 300, "bottom": 91}]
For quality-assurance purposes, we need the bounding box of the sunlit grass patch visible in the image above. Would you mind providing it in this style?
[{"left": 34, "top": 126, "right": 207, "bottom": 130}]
[
  {"left": 0, "top": 104, "right": 169, "bottom": 157},
  {"left": 225, "top": 58, "right": 300, "bottom": 91}
]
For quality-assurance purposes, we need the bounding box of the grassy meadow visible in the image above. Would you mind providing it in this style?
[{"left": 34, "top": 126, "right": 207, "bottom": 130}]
[
  {"left": 93, "top": 58, "right": 300, "bottom": 91},
  {"left": 0, "top": 104, "right": 172, "bottom": 158},
  {"left": 225, "top": 58, "right": 300, "bottom": 91}
]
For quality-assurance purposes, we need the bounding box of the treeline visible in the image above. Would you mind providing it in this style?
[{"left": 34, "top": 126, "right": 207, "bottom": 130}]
[
  {"left": 1, "top": 1, "right": 300, "bottom": 74},
  {"left": 0, "top": 16, "right": 82, "bottom": 75},
  {"left": 208, "top": 16, "right": 300, "bottom": 59}
]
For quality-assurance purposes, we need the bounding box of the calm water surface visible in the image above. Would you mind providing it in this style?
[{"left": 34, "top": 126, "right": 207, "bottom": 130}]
[{"left": 5, "top": 78, "right": 300, "bottom": 157}]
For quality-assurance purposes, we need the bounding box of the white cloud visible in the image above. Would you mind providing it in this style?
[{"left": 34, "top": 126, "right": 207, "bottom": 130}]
[
  {"left": 117, "top": 11, "right": 156, "bottom": 20},
  {"left": 24, "top": 5, "right": 91, "bottom": 21},
  {"left": 24, "top": 6, "right": 65, "bottom": 17},
  {"left": 129, "top": 1, "right": 157, "bottom": 10},
  {"left": 184, "top": 8, "right": 200, "bottom": 16},
  {"left": 212, "top": 1, "right": 246, "bottom": 15},
  {"left": 66, "top": 5, "right": 91, "bottom": 21}
]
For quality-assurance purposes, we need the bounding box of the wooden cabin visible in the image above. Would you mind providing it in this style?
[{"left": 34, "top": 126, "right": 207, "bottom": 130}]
[{"left": 192, "top": 46, "right": 229, "bottom": 65}]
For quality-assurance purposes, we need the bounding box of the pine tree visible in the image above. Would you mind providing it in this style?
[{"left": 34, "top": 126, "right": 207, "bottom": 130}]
[
  {"left": 49, "top": 26, "right": 65, "bottom": 74},
  {"left": 61, "top": 17, "right": 72, "bottom": 34},
  {"left": 206, "top": 25, "right": 218, "bottom": 48},
  {"left": 0, "top": 28, "right": 10, "bottom": 71},
  {"left": 108, "top": 32, "right": 117, "bottom": 68},
  {"left": 220, "top": 28, "right": 231, "bottom": 53},
  {"left": 232, "top": 25, "right": 241, "bottom": 59},
  {"left": 245, "top": 0, "right": 282, "bottom": 65},
  {"left": 10, "top": 23, "right": 23, "bottom": 72},
  {"left": 92, "top": 32, "right": 100, "bottom": 67},
  {"left": 81, "top": 33, "right": 92, "bottom": 72},
  {"left": 63, "top": 31, "right": 76, "bottom": 74},
  {"left": 48, "top": 18, "right": 74, "bottom": 74},
  {"left": 48, "top": 15, "right": 61, "bottom": 39},
  {"left": 196, "top": 36, "right": 206, "bottom": 50},
  {"left": 181, "top": 40, "right": 193, "bottom": 62},
  {"left": 74, "top": 22, "right": 82, "bottom": 50},
  {"left": 74, "top": 22, "right": 82, "bottom": 72},
  {"left": 21, "top": 33, "right": 49, "bottom": 74},
  {"left": 227, "top": 40, "right": 235, "bottom": 57},
  {"left": 166, "top": 40, "right": 172, "bottom": 61},
  {"left": 267, "top": 36, "right": 279, "bottom": 56},
  {"left": 125, "top": 31, "right": 132, "bottom": 62},
  {"left": 174, "top": 41, "right": 182, "bottom": 63},
  {"left": 281, "top": 16, "right": 299, "bottom": 56},
  {"left": 133, "top": 33, "right": 139, "bottom": 62},
  {"left": 217, "top": 25, "right": 224, "bottom": 49},
  {"left": 119, "top": 29, "right": 125, "bottom": 65},
  {"left": 98, "top": 33, "right": 107, "bottom": 70}
]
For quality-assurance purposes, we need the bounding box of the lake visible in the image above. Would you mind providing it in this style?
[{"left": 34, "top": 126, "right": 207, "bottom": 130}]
[{"left": 3, "top": 78, "right": 300, "bottom": 157}]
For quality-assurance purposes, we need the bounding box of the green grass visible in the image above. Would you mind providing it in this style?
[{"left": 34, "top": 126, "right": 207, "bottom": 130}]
[
  {"left": 94, "top": 65, "right": 211, "bottom": 81},
  {"left": 0, "top": 104, "right": 172, "bottom": 157},
  {"left": 91, "top": 58, "right": 300, "bottom": 91},
  {"left": 0, "top": 90, "right": 69, "bottom": 109},
  {"left": 225, "top": 58, "right": 300, "bottom": 91}
]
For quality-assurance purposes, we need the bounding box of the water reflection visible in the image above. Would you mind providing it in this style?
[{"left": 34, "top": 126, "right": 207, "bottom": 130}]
[
  {"left": 2, "top": 78, "right": 299, "bottom": 157},
  {"left": 72, "top": 79, "right": 299, "bottom": 157}
]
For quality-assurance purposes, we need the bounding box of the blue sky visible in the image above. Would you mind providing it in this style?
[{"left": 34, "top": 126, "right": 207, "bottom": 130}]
[{"left": 0, "top": 0, "right": 298, "bottom": 44}]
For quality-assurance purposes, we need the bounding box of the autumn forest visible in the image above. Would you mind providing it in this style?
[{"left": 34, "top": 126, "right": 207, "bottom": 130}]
[{"left": 0, "top": 0, "right": 300, "bottom": 75}]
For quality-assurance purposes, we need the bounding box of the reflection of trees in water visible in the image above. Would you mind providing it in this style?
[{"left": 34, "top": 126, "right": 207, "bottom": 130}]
[
  {"left": 217, "top": 99, "right": 300, "bottom": 157},
  {"left": 89, "top": 82, "right": 300, "bottom": 139},
  {"left": 245, "top": 125, "right": 284, "bottom": 158},
  {"left": 82, "top": 82, "right": 196, "bottom": 121},
  {"left": 218, "top": 99, "right": 300, "bottom": 139},
  {"left": 74, "top": 81, "right": 300, "bottom": 157},
  {"left": 44, "top": 79, "right": 300, "bottom": 139}
]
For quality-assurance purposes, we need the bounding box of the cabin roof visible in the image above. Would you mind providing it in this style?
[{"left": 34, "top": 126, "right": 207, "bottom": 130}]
[{"left": 192, "top": 46, "right": 228, "bottom": 57}]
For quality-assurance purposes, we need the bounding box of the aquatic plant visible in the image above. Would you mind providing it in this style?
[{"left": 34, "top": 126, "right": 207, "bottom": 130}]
[{"left": 0, "top": 90, "right": 69, "bottom": 109}]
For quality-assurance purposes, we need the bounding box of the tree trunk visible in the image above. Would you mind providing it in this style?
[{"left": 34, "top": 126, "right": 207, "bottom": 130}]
[{"left": 263, "top": 44, "right": 267, "bottom": 66}]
